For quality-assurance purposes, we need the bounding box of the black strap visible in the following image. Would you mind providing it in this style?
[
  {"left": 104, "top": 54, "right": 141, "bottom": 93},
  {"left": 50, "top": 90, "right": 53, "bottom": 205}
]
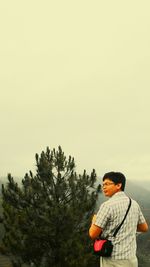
[{"left": 113, "top": 198, "right": 132, "bottom": 237}]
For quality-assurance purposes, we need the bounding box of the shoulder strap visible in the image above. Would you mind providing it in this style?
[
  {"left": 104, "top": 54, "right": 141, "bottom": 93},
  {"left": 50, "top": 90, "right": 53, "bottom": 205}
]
[{"left": 113, "top": 197, "right": 132, "bottom": 237}]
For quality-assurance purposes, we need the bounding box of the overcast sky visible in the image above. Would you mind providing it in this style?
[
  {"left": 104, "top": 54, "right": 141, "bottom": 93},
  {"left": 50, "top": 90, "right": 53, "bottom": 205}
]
[{"left": 0, "top": 1, "right": 150, "bottom": 182}]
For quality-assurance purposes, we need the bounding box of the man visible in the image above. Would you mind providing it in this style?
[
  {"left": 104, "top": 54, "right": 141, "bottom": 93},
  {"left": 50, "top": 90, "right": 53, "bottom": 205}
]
[{"left": 89, "top": 171, "right": 148, "bottom": 267}]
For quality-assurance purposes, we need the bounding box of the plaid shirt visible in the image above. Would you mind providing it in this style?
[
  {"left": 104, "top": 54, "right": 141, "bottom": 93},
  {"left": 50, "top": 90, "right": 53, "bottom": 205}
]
[{"left": 95, "top": 191, "right": 146, "bottom": 259}]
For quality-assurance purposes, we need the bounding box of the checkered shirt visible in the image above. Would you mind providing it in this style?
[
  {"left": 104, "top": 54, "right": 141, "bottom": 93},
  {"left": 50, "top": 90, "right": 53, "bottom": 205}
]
[{"left": 95, "top": 191, "right": 146, "bottom": 259}]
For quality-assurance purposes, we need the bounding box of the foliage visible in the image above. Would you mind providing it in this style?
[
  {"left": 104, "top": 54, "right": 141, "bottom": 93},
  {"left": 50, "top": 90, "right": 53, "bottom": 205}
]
[{"left": 1, "top": 146, "right": 99, "bottom": 267}]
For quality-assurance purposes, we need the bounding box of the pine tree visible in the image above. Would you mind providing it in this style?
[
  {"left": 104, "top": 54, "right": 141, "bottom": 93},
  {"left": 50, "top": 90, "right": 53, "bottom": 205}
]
[{"left": 2, "top": 146, "right": 100, "bottom": 267}]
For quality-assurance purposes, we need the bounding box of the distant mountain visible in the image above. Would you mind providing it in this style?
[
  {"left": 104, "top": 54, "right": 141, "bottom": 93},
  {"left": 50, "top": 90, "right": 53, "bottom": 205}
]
[
  {"left": 130, "top": 179, "right": 150, "bottom": 192},
  {"left": 125, "top": 180, "right": 150, "bottom": 209}
]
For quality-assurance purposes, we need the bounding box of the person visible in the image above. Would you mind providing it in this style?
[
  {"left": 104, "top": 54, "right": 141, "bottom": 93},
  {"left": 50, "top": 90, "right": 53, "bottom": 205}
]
[{"left": 89, "top": 171, "right": 148, "bottom": 267}]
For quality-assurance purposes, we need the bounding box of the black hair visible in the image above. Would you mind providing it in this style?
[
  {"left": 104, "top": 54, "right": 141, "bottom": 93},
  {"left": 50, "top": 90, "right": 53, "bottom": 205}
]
[{"left": 102, "top": 171, "right": 126, "bottom": 191}]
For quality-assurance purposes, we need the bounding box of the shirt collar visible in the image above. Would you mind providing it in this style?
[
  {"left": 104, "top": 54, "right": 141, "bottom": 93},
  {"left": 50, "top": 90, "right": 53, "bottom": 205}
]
[{"left": 111, "top": 191, "right": 126, "bottom": 199}]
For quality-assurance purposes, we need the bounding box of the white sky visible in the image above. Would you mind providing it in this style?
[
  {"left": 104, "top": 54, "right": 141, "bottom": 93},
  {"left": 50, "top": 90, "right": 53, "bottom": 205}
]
[{"left": 0, "top": 1, "right": 150, "bottom": 181}]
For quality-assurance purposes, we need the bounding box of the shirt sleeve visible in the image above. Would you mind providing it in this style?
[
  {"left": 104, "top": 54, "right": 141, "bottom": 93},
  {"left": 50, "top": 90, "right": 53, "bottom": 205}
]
[
  {"left": 95, "top": 202, "right": 111, "bottom": 229},
  {"left": 138, "top": 205, "right": 146, "bottom": 225}
]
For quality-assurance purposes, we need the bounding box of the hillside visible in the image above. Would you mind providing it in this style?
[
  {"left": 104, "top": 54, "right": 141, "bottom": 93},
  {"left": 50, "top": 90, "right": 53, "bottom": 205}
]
[
  {"left": 132, "top": 179, "right": 150, "bottom": 192},
  {"left": 126, "top": 180, "right": 150, "bottom": 210}
]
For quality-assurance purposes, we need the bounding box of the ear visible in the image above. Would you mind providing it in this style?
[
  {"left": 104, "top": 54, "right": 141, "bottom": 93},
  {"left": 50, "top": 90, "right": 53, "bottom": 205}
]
[{"left": 116, "top": 183, "right": 122, "bottom": 190}]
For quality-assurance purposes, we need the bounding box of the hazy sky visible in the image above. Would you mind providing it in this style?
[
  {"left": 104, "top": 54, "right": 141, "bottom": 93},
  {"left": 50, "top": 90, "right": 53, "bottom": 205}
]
[{"left": 1, "top": 1, "right": 150, "bottom": 181}]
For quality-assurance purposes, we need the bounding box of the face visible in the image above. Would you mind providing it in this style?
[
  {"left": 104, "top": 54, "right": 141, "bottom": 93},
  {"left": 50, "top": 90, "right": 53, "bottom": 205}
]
[{"left": 102, "top": 178, "right": 122, "bottom": 197}]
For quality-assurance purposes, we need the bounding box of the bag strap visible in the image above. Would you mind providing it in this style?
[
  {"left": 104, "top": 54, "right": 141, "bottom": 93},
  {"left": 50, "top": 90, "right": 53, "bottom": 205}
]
[{"left": 113, "top": 197, "right": 132, "bottom": 237}]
